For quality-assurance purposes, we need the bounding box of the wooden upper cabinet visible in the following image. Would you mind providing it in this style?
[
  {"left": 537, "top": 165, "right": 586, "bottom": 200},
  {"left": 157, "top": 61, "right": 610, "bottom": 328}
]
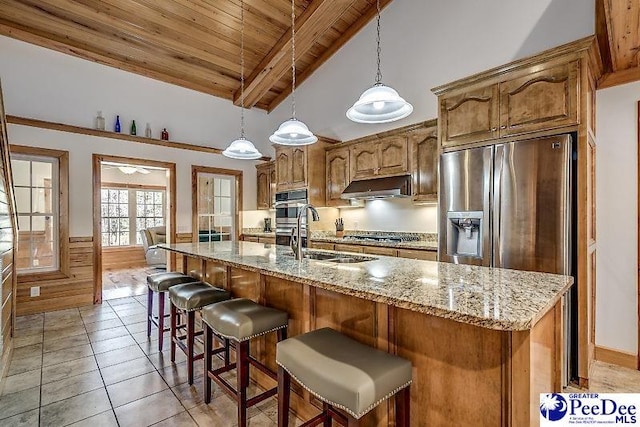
[
  {"left": 256, "top": 162, "right": 274, "bottom": 210},
  {"left": 275, "top": 148, "right": 292, "bottom": 191},
  {"left": 499, "top": 61, "right": 578, "bottom": 136},
  {"left": 378, "top": 136, "right": 408, "bottom": 176},
  {"left": 290, "top": 147, "right": 307, "bottom": 189},
  {"left": 350, "top": 137, "right": 408, "bottom": 180},
  {"left": 326, "top": 147, "right": 350, "bottom": 207},
  {"left": 411, "top": 124, "right": 438, "bottom": 202},
  {"left": 269, "top": 165, "right": 276, "bottom": 206},
  {"left": 350, "top": 144, "right": 378, "bottom": 180},
  {"left": 440, "top": 84, "right": 500, "bottom": 148}
]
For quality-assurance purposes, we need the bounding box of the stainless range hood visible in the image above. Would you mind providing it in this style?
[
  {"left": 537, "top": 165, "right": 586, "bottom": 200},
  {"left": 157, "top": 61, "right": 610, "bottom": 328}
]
[{"left": 341, "top": 175, "right": 411, "bottom": 200}]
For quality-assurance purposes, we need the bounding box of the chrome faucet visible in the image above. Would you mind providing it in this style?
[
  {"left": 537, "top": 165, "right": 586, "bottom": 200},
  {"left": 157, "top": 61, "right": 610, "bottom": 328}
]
[{"left": 290, "top": 204, "right": 320, "bottom": 260}]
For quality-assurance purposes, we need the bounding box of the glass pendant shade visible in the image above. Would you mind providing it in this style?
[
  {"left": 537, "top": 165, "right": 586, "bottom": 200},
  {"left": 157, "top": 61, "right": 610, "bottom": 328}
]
[
  {"left": 269, "top": 118, "right": 318, "bottom": 146},
  {"left": 346, "top": 84, "right": 413, "bottom": 124},
  {"left": 222, "top": 137, "right": 262, "bottom": 160}
]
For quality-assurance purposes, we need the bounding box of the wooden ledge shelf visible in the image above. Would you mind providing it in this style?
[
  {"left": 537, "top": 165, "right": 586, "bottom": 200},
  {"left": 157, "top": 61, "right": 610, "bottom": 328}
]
[{"left": 6, "top": 115, "right": 272, "bottom": 162}]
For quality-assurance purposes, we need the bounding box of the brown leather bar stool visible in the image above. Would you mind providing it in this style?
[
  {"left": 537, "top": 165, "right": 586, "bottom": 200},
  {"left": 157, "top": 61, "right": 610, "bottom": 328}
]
[
  {"left": 202, "top": 298, "right": 288, "bottom": 427},
  {"left": 276, "top": 328, "right": 413, "bottom": 427},
  {"left": 146, "top": 272, "right": 199, "bottom": 352},
  {"left": 169, "top": 282, "right": 231, "bottom": 385}
]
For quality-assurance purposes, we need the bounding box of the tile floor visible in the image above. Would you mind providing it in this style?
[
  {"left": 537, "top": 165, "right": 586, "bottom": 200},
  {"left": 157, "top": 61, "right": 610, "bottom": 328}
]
[
  {"left": 1, "top": 295, "right": 302, "bottom": 427},
  {"left": 102, "top": 267, "right": 159, "bottom": 300}
]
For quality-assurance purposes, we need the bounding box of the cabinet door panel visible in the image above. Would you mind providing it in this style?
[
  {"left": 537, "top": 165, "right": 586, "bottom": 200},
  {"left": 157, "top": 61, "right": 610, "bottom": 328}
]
[
  {"left": 275, "top": 149, "right": 291, "bottom": 191},
  {"left": 411, "top": 126, "right": 438, "bottom": 201},
  {"left": 290, "top": 147, "right": 307, "bottom": 189},
  {"left": 499, "top": 61, "right": 578, "bottom": 136},
  {"left": 256, "top": 165, "right": 270, "bottom": 210},
  {"left": 269, "top": 165, "right": 276, "bottom": 207},
  {"left": 378, "top": 136, "right": 408, "bottom": 176},
  {"left": 326, "top": 147, "right": 350, "bottom": 206},
  {"left": 350, "top": 145, "right": 378, "bottom": 180},
  {"left": 441, "top": 85, "right": 499, "bottom": 147}
]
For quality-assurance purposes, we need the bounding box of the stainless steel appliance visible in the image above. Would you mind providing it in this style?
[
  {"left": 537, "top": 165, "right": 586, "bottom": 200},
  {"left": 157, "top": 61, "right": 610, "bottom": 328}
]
[
  {"left": 275, "top": 189, "right": 308, "bottom": 246},
  {"left": 439, "top": 134, "right": 575, "bottom": 384},
  {"left": 341, "top": 175, "right": 411, "bottom": 200}
]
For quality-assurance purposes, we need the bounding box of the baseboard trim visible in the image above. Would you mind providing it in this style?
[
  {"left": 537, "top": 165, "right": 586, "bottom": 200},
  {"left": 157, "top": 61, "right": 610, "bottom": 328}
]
[{"left": 594, "top": 345, "right": 638, "bottom": 370}]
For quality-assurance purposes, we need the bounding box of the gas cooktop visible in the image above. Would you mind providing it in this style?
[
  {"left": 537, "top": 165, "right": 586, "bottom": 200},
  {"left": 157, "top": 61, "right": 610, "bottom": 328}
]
[{"left": 342, "top": 234, "right": 420, "bottom": 243}]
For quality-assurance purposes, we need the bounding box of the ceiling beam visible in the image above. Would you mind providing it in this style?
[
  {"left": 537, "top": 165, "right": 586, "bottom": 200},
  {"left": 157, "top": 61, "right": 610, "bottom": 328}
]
[
  {"left": 268, "top": 0, "right": 392, "bottom": 112},
  {"left": 598, "top": 67, "right": 640, "bottom": 89},
  {"left": 595, "top": 0, "right": 614, "bottom": 74},
  {"left": 234, "top": 0, "right": 360, "bottom": 108}
]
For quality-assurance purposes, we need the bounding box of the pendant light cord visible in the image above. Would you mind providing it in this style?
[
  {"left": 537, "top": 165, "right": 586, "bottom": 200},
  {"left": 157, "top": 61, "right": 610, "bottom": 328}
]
[
  {"left": 291, "top": 0, "right": 297, "bottom": 119},
  {"left": 375, "top": 0, "right": 382, "bottom": 85},
  {"left": 240, "top": 0, "right": 246, "bottom": 138}
]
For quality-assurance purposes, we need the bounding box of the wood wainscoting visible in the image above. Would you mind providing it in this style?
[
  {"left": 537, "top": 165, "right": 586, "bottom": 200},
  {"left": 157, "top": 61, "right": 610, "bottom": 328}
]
[
  {"left": 16, "top": 237, "right": 93, "bottom": 316},
  {"left": 102, "top": 246, "right": 146, "bottom": 270}
]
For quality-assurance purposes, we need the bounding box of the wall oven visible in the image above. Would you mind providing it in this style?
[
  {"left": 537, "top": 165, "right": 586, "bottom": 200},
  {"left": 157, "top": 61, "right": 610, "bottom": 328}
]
[{"left": 275, "top": 189, "right": 307, "bottom": 246}]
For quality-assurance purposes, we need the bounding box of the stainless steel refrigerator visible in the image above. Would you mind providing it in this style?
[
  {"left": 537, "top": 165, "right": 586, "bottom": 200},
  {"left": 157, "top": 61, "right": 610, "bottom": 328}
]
[{"left": 439, "top": 134, "right": 575, "bottom": 382}]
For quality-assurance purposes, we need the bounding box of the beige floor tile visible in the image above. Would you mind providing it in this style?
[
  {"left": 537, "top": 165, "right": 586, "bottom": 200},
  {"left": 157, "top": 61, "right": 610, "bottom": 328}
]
[
  {"left": 125, "top": 321, "right": 149, "bottom": 334},
  {"left": 0, "top": 408, "right": 39, "bottom": 427},
  {"left": 66, "top": 410, "right": 119, "bottom": 427},
  {"left": 120, "top": 313, "right": 148, "bottom": 325},
  {"left": 40, "top": 388, "right": 111, "bottom": 426},
  {"left": 79, "top": 304, "right": 113, "bottom": 314},
  {"left": 171, "top": 382, "right": 210, "bottom": 410},
  {"left": 95, "top": 344, "right": 145, "bottom": 368},
  {"left": 14, "top": 314, "right": 43, "bottom": 328},
  {"left": 43, "top": 332, "right": 90, "bottom": 353},
  {"left": 589, "top": 361, "right": 640, "bottom": 392},
  {"left": 247, "top": 412, "right": 277, "bottom": 427},
  {"left": 107, "top": 371, "right": 169, "bottom": 408},
  {"left": 41, "top": 369, "right": 104, "bottom": 406},
  {"left": 148, "top": 348, "right": 187, "bottom": 369},
  {"left": 43, "top": 324, "right": 87, "bottom": 341},
  {"left": 89, "top": 326, "right": 131, "bottom": 343},
  {"left": 0, "top": 386, "right": 40, "bottom": 421},
  {"left": 13, "top": 324, "right": 43, "bottom": 338},
  {"left": 7, "top": 354, "right": 42, "bottom": 376},
  {"left": 41, "top": 355, "right": 98, "bottom": 384},
  {"left": 44, "top": 308, "right": 81, "bottom": 321},
  {"left": 10, "top": 343, "right": 42, "bottom": 360},
  {"left": 132, "top": 329, "right": 170, "bottom": 344},
  {"left": 151, "top": 411, "right": 198, "bottom": 427},
  {"left": 42, "top": 343, "right": 94, "bottom": 367},
  {"left": 156, "top": 360, "right": 204, "bottom": 388},
  {"left": 114, "top": 389, "right": 185, "bottom": 427},
  {"left": 44, "top": 316, "right": 82, "bottom": 331},
  {"left": 139, "top": 338, "right": 162, "bottom": 356},
  {"left": 1, "top": 369, "right": 41, "bottom": 395},
  {"left": 13, "top": 334, "right": 43, "bottom": 349},
  {"left": 113, "top": 306, "right": 147, "bottom": 318},
  {"left": 100, "top": 356, "right": 156, "bottom": 386},
  {"left": 108, "top": 297, "right": 140, "bottom": 306},
  {"left": 189, "top": 397, "right": 238, "bottom": 426},
  {"left": 80, "top": 310, "right": 119, "bottom": 323},
  {"left": 91, "top": 334, "right": 137, "bottom": 354},
  {"left": 111, "top": 301, "right": 143, "bottom": 312},
  {"left": 84, "top": 318, "right": 123, "bottom": 332}
]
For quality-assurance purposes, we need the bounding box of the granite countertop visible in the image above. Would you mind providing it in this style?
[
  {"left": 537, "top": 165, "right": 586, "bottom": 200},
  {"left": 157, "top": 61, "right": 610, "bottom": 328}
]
[
  {"left": 241, "top": 231, "right": 275, "bottom": 238},
  {"left": 159, "top": 242, "right": 573, "bottom": 331},
  {"left": 311, "top": 236, "right": 438, "bottom": 251}
]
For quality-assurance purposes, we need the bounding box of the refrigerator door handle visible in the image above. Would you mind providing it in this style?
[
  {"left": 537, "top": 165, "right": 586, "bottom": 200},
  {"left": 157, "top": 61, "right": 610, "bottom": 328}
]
[{"left": 492, "top": 144, "right": 504, "bottom": 268}]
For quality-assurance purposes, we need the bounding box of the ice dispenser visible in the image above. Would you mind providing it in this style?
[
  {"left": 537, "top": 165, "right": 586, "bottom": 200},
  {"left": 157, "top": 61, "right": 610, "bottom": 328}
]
[{"left": 446, "top": 211, "right": 483, "bottom": 258}]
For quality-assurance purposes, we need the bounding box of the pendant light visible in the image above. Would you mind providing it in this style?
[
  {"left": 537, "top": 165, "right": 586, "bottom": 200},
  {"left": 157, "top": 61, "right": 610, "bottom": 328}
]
[
  {"left": 346, "top": 0, "right": 413, "bottom": 124},
  {"left": 269, "top": 0, "right": 317, "bottom": 146},
  {"left": 223, "top": 0, "right": 262, "bottom": 160}
]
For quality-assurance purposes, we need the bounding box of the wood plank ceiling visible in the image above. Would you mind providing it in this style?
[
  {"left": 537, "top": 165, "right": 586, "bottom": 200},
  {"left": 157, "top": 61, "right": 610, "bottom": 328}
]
[
  {"left": 596, "top": 0, "right": 640, "bottom": 88},
  {"left": 0, "top": 0, "right": 390, "bottom": 111}
]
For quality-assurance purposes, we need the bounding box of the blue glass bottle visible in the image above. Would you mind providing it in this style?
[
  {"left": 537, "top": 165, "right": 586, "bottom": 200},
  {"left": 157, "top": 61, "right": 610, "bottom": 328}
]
[{"left": 115, "top": 115, "right": 121, "bottom": 133}]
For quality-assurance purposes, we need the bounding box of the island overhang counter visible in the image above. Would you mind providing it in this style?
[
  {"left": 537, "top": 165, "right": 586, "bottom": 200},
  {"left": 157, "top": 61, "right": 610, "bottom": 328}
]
[{"left": 160, "top": 241, "right": 573, "bottom": 427}]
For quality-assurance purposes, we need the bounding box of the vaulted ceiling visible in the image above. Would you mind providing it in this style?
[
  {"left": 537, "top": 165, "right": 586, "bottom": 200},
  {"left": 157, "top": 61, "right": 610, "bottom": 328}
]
[
  {"left": 0, "top": 0, "right": 389, "bottom": 111},
  {"left": 596, "top": 0, "right": 640, "bottom": 88}
]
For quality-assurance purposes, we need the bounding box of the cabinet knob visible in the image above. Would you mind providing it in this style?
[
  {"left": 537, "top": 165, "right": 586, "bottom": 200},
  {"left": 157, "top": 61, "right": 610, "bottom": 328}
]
[
  {"left": 500, "top": 125, "right": 507, "bottom": 129},
  {"left": 491, "top": 127, "right": 498, "bottom": 132}
]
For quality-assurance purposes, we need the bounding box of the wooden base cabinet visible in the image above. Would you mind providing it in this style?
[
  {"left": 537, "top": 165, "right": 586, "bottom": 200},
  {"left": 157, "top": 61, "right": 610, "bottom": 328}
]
[{"left": 182, "top": 257, "right": 562, "bottom": 427}]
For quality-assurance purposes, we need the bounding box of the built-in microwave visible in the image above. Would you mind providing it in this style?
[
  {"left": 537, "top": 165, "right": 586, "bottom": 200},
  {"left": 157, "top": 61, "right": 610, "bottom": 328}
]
[{"left": 275, "top": 189, "right": 308, "bottom": 246}]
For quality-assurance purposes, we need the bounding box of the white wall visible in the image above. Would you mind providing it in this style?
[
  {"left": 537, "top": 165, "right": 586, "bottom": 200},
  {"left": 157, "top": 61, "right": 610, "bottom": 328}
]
[
  {"left": 339, "top": 199, "right": 437, "bottom": 233},
  {"left": 595, "top": 82, "right": 640, "bottom": 355},
  {"left": 0, "top": 35, "right": 273, "bottom": 157},
  {"left": 269, "top": 0, "right": 595, "bottom": 141}
]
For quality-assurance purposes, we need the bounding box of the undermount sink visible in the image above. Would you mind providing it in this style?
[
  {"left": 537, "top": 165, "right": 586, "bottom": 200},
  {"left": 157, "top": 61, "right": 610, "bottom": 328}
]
[{"left": 283, "top": 250, "right": 376, "bottom": 264}]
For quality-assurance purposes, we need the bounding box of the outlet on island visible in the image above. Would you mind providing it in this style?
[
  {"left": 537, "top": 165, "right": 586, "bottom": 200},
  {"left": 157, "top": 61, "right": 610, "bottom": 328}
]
[{"left": 30, "top": 286, "right": 40, "bottom": 297}]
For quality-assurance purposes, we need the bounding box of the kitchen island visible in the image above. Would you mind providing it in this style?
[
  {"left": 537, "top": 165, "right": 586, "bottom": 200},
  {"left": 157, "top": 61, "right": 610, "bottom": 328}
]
[{"left": 160, "top": 241, "right": 573, "bottom": 427}]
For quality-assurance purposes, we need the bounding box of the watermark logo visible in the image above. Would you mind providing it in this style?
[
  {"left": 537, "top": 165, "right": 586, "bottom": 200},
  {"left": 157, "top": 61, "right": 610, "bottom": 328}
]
[
  {"left": 540, "top": 393, "right": 639, "bottom": 426},
  {"left": 540, "top": 393, "right": 568, "bottom": 421}
]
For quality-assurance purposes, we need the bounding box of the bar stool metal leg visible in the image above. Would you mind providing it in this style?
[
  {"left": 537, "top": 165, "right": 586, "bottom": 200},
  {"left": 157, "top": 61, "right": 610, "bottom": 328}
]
[
  {"left": 187, "top": 311, "right": 195, "bottom": 385},
  {"left": 237, "top": 340, "right": 250, "bottom": 426},
  {"left": 204, "top": 323, "right": 213, "bottom": 403},
  {"left": 396, "top": 386, "right": 411, "bottom": 427}
]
